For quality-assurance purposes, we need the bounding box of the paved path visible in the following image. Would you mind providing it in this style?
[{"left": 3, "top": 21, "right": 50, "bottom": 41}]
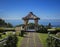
[{"left": 20, "top": 32, "right": 42, "bottom": 47}]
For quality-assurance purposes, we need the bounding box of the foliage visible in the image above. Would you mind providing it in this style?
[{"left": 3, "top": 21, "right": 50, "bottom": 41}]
[
  {"left": 47, "top": 28, "right": 60, "bottom": 34},
  {"left": 46, "top": 23, "right": 52, "bottom": 29},
  {"left": 37, "top": 25, "right": 48, "bottom": 33},
  {"left": 28, "top": 23, "right": 35, "bottom": 29},
  {"left": 16, "top": 23, "right": 35, "bottom": 29},
  {"left": 5, "top": 32, "right": 23, "bottom": 47},
  {"left": 0, "top": 27, "right": 4, "bottom": 33},
  {"left": 0, "top": 32, "right": 23, "bottom": 47},
  {"left": 38, "top": 23, "right": 60, "bottom": 34},
  {"left": 0, "top": 32, "right": 7, "bottom": 40},
  {"left": 55, "top": 27, "right": 60, "bottom": 31},
  {"left": 7, "top": 23, "right": 13, "bottom": 27},
  {"left": 0, "top": 34, "right": 2, "bottom": 38},
  {"left": 6, "top": 34, "right": 18, "bottom": 47},
  {"left": 0, "top": 18, "right": 13, "bottom": 27},
  {"left": 20, "top": 30, "right": 25, "bottom": 37}
]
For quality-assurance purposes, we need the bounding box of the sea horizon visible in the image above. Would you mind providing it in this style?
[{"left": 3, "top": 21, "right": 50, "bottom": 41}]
[{"left": 5, "top": 19, "right": 60, "bottom": 27}]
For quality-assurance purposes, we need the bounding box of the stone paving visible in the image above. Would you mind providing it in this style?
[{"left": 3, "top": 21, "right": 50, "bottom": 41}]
[{"left": 20, "top": 32, "right": 42, "bottom": 47}]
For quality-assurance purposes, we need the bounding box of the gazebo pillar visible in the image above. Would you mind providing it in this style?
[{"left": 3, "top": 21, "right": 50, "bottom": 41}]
[
  {"left": 34, "top": 19, "right": 38, "bottom": 31},
  {"left": 23, "top": 19, "right": 28, "bottom": 31}
]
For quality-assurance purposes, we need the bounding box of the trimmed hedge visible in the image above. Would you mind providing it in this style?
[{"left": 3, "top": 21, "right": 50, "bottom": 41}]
[
  {"left": 0, "top": 28, "right": 6, "bottom": 33},
  {"left": 37, "top": 27, "right": 48, "bottom": 33},
  {"left": 37, "top": 28, "right": 60, "bottom": 34},
  {"left": 47, "top": 28, "right": 60, "bottom": 34}
]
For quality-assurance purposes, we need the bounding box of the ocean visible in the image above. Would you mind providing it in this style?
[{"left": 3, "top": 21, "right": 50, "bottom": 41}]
[{"left": 5, "top": 19, "right": 60, "bottom": 27}]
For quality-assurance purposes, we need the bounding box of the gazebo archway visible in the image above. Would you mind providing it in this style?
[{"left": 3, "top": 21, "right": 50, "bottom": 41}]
[{"left": 22, "top": 12, "right": 40, "bottom": 31}]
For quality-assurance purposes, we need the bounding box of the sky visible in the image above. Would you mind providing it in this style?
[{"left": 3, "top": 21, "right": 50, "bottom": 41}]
[{"left": 0, "top": 0, "right": 60, "bottom": 26}]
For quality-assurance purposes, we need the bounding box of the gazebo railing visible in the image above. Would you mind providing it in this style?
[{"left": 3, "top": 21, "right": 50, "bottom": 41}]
[
  {"left": 0, "top": 37, "right": 8, "bottom": 47},
  {"left": 47, "top": 32, "right": 60, "bottom": 47}
]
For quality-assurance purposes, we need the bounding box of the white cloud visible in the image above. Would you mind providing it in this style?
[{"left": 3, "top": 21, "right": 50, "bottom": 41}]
[
  {"left": 2, "top": 17, "right": 22, "bottom": 20},
  {"left": 41, "top": 18, "right": 60, "bottom": 20}
]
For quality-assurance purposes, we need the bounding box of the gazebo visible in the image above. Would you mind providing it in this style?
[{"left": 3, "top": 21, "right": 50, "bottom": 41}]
[{"left": 22, "top": 12, "right": 40, "bottom": 31}]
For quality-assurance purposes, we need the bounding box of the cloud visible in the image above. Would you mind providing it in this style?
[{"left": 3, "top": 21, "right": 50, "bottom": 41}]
[
  {"left": 2, "top": 17, "right": 22, "bottom": 20},
  {"left": 41, "top": 18, "right": 60, "bottom": 20}
]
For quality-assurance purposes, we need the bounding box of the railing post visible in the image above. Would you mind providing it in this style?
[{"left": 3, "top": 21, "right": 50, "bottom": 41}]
[
  {"left": 3, "top": 43, "right": 7, "bottom": 47},
  {"left": 48, "top": 32, "right": 50, "bottom": 36},
  {"left": 55, "top": 39, "right": 58, "bottom": 47},
  {"left": 47, "top": 32, "right": 51, "bottom": 47}
]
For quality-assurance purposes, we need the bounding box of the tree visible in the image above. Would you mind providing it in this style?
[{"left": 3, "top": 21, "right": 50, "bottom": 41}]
[
  {"left": 0, "top": 18, "right": 6, "bottom": 27},
  {"left": 0, "top": 18, "right": 13, "bottom": 27},
  {"left": 37, "top": 24, "right": 47, "bottom": 33},
  {"left": 46, "top": 23, "right": 52, "bottom": 29},
  {"left": 7, "top": 23, "right": 13, "bottom": 27}
]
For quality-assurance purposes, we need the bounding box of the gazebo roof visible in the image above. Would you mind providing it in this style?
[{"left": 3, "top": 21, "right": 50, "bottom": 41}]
[{"left": 22, "top": 12, "right": 40, "bottom": 20}]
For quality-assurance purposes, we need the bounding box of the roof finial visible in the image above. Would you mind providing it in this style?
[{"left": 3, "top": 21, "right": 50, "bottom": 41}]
[{"left": 30, "top": 12, "right": 33, "bottom": 15}]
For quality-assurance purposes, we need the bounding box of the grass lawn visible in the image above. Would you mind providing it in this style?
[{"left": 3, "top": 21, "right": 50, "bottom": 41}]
[
  {"left": 38, "top": 33, "right": 48, "bottom": 47},
  {"left": 38, "top": 33, "right": 55, "bottom": 47},
  {"left": 17, "top": 36, "right": 23, "bottom": 47}
]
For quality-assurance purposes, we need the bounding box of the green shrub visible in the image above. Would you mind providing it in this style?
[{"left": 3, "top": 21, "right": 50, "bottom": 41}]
[
  {"left": 0, "top": 27, "right": 5, "bottom": 33},
  {"left": 20, "top": 30, "right": 24, "bottom": 37},
  {"left": 3, "top": 32, "right": 6, "bottom": 35},
  {"left": 56, "top": 28, "right": 60, "bottom": 33},
  {"left": 37, "top": 27, "right": 47, "bottom": 33},
  {"left": 6, "top": 34, "right": 18, "bottom": 47},
  {"left": 0, "top": 34, "right": 2, "bottom": 38},
  {"left": 47, "top": 28, "right": 60, "bottom": 34}
]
